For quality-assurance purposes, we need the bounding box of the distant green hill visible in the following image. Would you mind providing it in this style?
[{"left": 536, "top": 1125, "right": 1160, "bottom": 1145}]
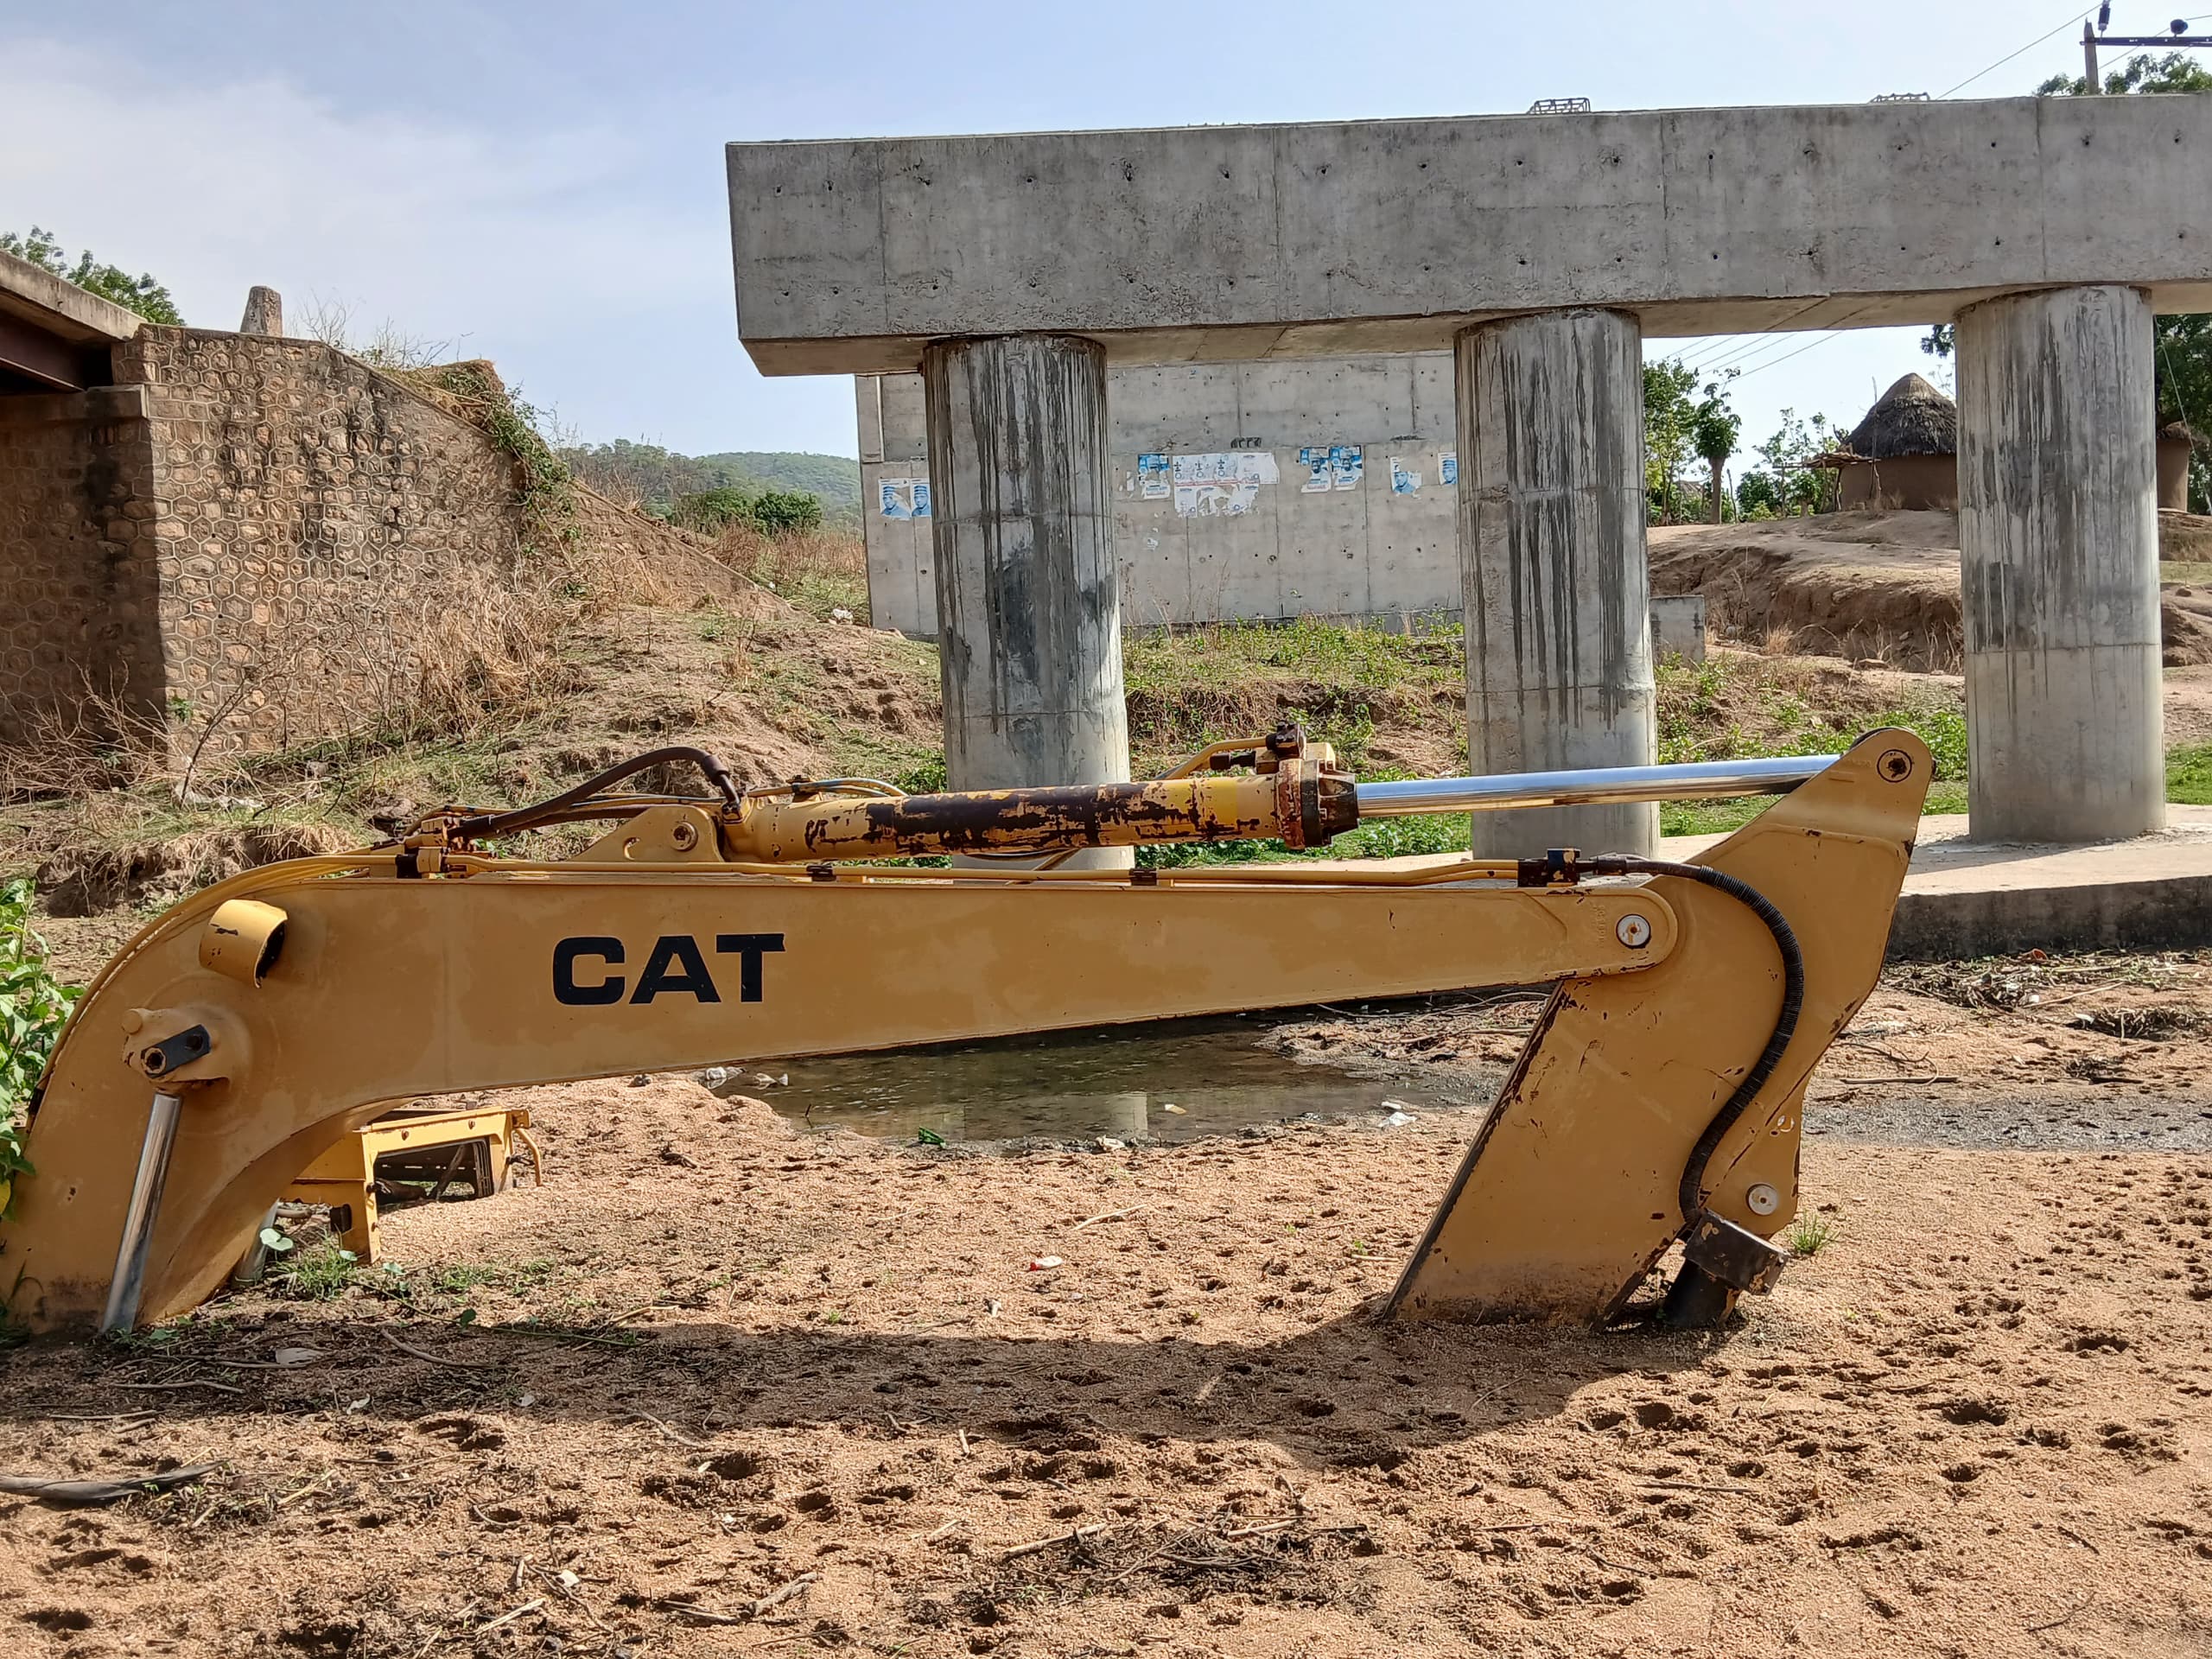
[
  {"left": 696, "top": 452, "right": 861, "bottom": 518},
  {"left": 561, "top": 440, "right": 861, "bottom": 525}
]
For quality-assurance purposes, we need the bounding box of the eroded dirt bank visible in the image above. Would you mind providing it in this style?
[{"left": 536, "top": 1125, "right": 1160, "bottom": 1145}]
[{"left": 3, "top": 1083, "right": 2209, "bottom": 1658}]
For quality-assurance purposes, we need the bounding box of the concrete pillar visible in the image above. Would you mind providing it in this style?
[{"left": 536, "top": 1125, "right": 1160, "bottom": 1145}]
[
  {"left": 921, "top": 334, "right": 1131, "bottom": 867},
  {"left": 1956, "top": 285, "right": 2164, "bottom": 842},
  {"left": 239, "top": 287, "right": 283, "bottom": 336},
  {"left": 1456, "top": 308, "right": 1656, "bottom": 857}
]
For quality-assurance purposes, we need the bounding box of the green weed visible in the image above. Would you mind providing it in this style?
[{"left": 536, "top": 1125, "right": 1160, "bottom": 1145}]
[
  {"left": 272, "top": 1242, "right": 361, "bottom": 1300},
  {"left": 1786, "top": 1212, "right": 1835, "bottom": 1257}
]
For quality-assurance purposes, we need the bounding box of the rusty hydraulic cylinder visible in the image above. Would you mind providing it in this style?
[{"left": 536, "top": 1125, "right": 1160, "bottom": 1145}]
[{"left": 722, "top": 763, "right": 1358, "bottom": 863}]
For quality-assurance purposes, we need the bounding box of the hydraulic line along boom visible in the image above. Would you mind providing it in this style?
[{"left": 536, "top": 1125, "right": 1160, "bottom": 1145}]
[{"left": 0, "top": 729, "right": 1928, "bottom": 1336}]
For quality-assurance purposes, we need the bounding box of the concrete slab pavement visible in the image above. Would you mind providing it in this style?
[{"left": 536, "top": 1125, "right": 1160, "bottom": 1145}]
[{"left": 1290, "top": 805, "right": 2212, "bottom": 961}]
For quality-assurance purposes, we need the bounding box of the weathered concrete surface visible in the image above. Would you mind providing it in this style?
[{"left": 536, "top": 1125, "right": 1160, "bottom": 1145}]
[
  {"left": 0, "top": 247, "right": 143, "bottom": 344},
  {"left": 1303, "top": 806, "right": 2212, "bottom": 961},
  {"left": 923, "top": 334, "right": 1132, "bottom": 868},
  {"left": 1648, "top": 595, "right": 1708, "bottom": 664},
  {"left": 1957, "top": 285, "right": 2164, "bottom": 842},
  {"left": 1459, "top": 309, "right": 1656, "bottom": 857},
  {"left": 860, "top": 355, "right": 1461, "bottom": 634},
  {"left": 730, "top": 98, "right": 2212, "bottom": 375},
  {"left": 1677, "top": 806, "right": 2212, "bottom": 961}
]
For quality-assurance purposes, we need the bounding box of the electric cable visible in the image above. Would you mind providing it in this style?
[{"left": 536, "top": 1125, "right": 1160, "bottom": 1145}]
[{"left": 1942, "top": 7, "right": 2096, "bottom": 97}]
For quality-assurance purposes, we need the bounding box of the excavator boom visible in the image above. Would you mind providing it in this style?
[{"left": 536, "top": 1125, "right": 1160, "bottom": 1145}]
[{"left": 0, "top": 729, "right": 1929, "bottom": 1334}]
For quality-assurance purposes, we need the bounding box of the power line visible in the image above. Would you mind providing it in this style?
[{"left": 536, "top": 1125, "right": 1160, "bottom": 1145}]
[
  {"left": 1694, "top": 331, "right": 1818, "bottom": 378},
  {"left": 1941, "top": 6, "right": 2094, "bottom": 97},
  {"left": 1730, "top": 333, "right": 1847, "bottom": 385}
]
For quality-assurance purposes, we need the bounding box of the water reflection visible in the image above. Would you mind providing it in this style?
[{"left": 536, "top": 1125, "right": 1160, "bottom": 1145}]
[{"left": 710, "top": 1000, "right": 1503, "bottom": 1145}]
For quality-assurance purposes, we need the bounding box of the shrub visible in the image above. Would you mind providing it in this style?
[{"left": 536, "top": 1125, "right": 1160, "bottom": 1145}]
[
  {"left": 2, "top": 877, "right": 80, "bottom": 1217},
  {"left": 676, "top": 486, "right": 824, "bottom": 537}
]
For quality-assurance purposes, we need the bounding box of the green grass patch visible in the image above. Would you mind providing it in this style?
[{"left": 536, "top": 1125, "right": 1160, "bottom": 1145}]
[
  {"left": 2170, "top": 743, "right": 2212, "bottom": 806},
  {"left": 271, "top": 1241, "right": 361, "bottom": 1300}
]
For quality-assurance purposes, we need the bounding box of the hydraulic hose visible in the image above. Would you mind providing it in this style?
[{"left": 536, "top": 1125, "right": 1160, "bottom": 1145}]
[
  {"left": 1587, "top": 855, "right": 1806, "bottom": 1232},
  {"left": 450, "top": 746, "right": 741, "bottom": 842}
]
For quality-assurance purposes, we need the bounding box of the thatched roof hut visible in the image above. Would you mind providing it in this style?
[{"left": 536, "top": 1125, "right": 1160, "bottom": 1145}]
[
  {"left": 1847, "top": 373, "right": 1959, "bottom": 460},
  {"left": 2158, "top": 420, "right": 2197, "bottom": 512},
  {"left": 1808, "top": 373, "right": 1961, "bottom": 511}
]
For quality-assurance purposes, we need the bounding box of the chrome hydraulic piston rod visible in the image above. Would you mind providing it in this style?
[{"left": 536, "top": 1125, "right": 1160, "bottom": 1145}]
[{"left": 1353, "top": 754, "right": 1837, "bottom": 818}]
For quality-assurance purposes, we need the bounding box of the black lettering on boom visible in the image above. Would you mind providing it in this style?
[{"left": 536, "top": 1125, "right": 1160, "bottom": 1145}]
[
  {"left": 716, "top": 933, "right": 785, "bottom": 1002},
  {"left": 631, "top": 936, "right": 721, "bottom": 1004},
  {"left": 553, "top": 937, "right": 625, "bottom": 1006}
]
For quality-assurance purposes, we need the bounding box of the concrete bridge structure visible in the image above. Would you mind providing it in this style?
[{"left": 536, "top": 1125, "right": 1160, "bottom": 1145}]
[{"left": 729, "top": 96, "right": 2212, "bottom": 852}]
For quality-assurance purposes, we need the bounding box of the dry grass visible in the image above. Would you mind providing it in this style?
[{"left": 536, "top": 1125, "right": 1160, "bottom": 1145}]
[{"left": 708, "top": 525, "right": 869, "bottom": 622}]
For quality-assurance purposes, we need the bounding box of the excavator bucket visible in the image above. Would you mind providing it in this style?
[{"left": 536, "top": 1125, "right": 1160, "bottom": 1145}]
[{"left": 1391, "top": 731, "right": 1929, "bottom": 1322}]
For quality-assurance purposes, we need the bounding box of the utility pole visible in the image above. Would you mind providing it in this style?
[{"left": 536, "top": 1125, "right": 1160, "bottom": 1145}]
[{"left": 2082, "top": 12, "right": 2212, "bottom": 93}]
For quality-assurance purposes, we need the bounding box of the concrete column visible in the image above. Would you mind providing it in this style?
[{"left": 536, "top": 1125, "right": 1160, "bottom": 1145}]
[
  {"left": 922, "top": 334, "right": 1131, "bottom": 867},
  {"left": 1456, "top": 308, "right": 1656, "bottom": 857},
  {"left": 1956, "top": 285, "right": 2164, "bottom": 842},
  {"left": 239, "top": 287, "right": 283, "bottom": 336}
]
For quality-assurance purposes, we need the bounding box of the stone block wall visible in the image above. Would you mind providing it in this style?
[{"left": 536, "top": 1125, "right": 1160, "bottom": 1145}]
[
  {"left": 0, "top": 387, "right": 162, "bottom": 746},
  {"left": 0, "top": 327, "right": 566, "bottom": 757},
  {"left": 111, "top": 329, "right": 532, "bottom": 750}
]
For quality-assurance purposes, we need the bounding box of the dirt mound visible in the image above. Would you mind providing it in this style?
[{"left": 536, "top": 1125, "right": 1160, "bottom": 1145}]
[
  {"left": 35, "top": 820, "right": 356, "bottom": 917},
  {"left": 1651, "top": 509, "right": 2212, "bottom": 671},
  {"left": 4, "top": 1075, "right": 2209, "bottom": 1657}
]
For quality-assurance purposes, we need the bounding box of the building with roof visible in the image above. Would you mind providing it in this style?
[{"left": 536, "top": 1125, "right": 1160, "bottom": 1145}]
[{"left": 1810, "top": 372, "right": 1961, "bottom": 512}]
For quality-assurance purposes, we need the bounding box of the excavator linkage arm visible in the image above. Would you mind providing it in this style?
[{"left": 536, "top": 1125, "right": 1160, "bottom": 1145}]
[{"left": 0, "top": 731, "right": 1929, "bottom": 1334}]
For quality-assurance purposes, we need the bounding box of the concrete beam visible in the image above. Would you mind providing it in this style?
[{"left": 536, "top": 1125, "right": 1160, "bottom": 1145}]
[
  {"left": 0, "top": 247, "right": 145, "bottom": 345},
  {"left": 729, "top": 97, "right": 2212, "bottom": 376}
]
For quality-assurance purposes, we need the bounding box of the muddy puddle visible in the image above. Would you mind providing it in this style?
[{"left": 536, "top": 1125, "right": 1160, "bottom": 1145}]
[{"left": 709, "top": 999, "right": 1493, "bottom": 1146}]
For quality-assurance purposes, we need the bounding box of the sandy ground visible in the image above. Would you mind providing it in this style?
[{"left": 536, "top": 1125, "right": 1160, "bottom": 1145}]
[{"left": 5, "top": 951, "right": 2212, "bottom": 1659}]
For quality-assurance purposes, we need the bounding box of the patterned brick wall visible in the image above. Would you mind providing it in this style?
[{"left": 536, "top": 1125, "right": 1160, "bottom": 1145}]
[
  {"left": 108, "top": 329, "right": 532, "bottom": 751},
  {"left": 3, "top": 327, "right": 720, "bottom": 763}
]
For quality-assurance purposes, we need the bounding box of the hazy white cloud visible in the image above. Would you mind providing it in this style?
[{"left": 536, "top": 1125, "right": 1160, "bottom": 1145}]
[
  {"left": 0, "top": 35, "right": 842, "bottom": 452},
  {"left": 0, "top": 39, "right": 720, "bottom": 329}
]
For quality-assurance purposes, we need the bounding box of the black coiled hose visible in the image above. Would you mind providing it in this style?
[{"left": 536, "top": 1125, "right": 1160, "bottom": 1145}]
[
  {"left": 1587, "top": 855, "right": 1807, "bottom": 1232},
  {"left": 450, "top": 746, "right": 741, "bottom": 842}
]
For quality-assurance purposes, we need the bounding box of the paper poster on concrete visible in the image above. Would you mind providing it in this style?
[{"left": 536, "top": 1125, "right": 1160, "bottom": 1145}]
[
  {"left": 1136, "top": 454, "right": 1172, "bottom": 499},
  {"left": 1330, "top": 445, "right": 1363, "bottom": 490},
  {"left": 1172, "top": 452, "right": 1238, "bottom": 486},
  {"left": 1233, "top": 452, "right": 1280, "bottom": 484},
  {"left": 1389, "top": 458, "right": 1421, "bottom": 495},
  {"left": 879, "top": 479, "right": 930, "bottom": 520},
  {"left": 1439, "top": 452, "right": 1458, "bottom": 486},
  {"left": 1298, "top": 447, "right": 1332, "bottom": 493},
  {"left": 1173, "top": 480, "right": 1261, "bottom": 518}
]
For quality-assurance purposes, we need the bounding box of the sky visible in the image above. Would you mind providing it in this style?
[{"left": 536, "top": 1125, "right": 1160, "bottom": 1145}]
[{"left": 0, "top": 1, "right": 2191, "bottom": 463}]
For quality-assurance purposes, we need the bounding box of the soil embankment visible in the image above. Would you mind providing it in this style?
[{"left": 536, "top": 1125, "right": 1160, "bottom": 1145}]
[{"left": 1650, "top": 509, "right": 2212, "bottom": 671}]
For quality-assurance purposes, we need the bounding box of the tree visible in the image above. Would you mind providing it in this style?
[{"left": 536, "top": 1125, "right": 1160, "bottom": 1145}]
[
  {"left": 2034, "top": 47, "right": 2212, "bottom": 98},
  {"left": 673, "top": 486, "right": 824, "bottom": 537},
  {"left": 1734, "top": 410, "right": 1845, "bottom": 518},
  {"left": 1691, "top": 380, "right": 1743, "bottom": 524},
  {"left": 1643, "top": 359, "right": 1700, "bottom": 524},
  {"left": 1922, "top": 50, "right": 2211, "bottom": 509},
  {"left": 0, "top": 226, "right": 181, "bottom": 325}
]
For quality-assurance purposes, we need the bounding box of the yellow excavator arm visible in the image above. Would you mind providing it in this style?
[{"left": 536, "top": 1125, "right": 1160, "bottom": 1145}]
[{"left": 0, "top": 728, "right": 1929, "bottom": 1336}]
